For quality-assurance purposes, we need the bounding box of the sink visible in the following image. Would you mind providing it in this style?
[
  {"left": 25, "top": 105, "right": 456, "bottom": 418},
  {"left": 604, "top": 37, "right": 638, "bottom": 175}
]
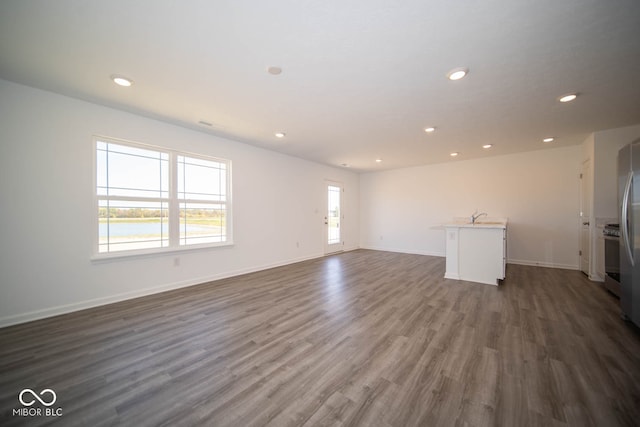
[{"left": 448, "top": 217, "right": 508, "bottom": 228}]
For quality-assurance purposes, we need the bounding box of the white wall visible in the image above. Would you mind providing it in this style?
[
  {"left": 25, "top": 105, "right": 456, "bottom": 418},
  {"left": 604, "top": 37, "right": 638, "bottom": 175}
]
[
  {"left": 360, "top": 145, "right": 582, "bottom": 269},
  {"left": 0, "top": 80, "right": 359, "bottom": 326},
  {"left": 593, "top": 123, "right": 640, "bottom": 220}
]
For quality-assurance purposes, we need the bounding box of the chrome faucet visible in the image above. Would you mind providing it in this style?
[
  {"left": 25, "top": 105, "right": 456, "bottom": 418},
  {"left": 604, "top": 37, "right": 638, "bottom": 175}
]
[{"left": 471, "top": 210, "right": 487, "bottom": 224}]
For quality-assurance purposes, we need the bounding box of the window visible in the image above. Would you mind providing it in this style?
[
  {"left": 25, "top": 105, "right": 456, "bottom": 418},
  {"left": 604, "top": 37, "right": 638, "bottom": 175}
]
[
  {"left": 95, "top": 137, "right": 231, "bottom": 255},
  {"left": 177, "top": 155, "right": 228, "bottom": 245}
]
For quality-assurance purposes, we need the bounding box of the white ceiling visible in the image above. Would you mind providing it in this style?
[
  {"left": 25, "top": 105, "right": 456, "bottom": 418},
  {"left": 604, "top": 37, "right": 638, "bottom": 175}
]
[{"left": 1, "top": 0, "right": 639, "bottom": 172}]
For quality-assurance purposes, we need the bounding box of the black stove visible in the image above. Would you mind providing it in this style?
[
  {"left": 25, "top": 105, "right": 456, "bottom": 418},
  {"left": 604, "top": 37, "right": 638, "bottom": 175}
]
[
  {"left": 603, "top": 223, "right": 620, "bottom": 237},
  {"left": 603, "top": 223, "right": 621, "bottom": 297}
]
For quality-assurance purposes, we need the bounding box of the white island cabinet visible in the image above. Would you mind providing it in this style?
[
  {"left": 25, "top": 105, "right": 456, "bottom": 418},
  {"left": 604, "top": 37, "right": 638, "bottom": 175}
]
[{"left": 444, "top": 219, "right": 507, "bottom": 286}]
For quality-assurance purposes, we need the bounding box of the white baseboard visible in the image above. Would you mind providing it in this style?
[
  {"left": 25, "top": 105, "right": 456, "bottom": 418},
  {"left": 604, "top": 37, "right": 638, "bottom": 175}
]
[
  {"left": 360, "top": 246, "right": 580, "bottom": 272},
  {"left": 359, "top": 244, "right": 445, "bottom": 258},
  {"left": 589, "top": 273, "right": 605, "bottom": 282},
  {"left": 0, "top": 253, "right": 327, "bottom": 328},
  {"left": 507, "top": 258, "right": 579, "bottom": 270}
]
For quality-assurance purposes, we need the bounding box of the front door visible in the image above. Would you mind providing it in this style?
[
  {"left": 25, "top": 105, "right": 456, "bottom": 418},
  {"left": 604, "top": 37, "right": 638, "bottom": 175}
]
[{"left": 324, "top": 182, "right": 343, "bottom": 254}]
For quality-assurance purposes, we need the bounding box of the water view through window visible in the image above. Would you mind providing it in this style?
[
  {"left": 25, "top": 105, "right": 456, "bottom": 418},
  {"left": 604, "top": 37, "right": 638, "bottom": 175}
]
[{"left": 96, "top": 138, "right": 230, "bottom": 254}]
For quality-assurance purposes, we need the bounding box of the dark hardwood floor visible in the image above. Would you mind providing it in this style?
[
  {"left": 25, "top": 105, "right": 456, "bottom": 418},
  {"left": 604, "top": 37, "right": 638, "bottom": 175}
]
[{"left": 1, "top": 250, "right": 639, "bottom": 426}]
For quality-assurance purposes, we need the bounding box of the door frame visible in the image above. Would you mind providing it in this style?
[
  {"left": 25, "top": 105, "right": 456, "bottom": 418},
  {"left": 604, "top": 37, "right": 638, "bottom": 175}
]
[{"left": 324, "top": 180, "right": 344, "bottom": 255}]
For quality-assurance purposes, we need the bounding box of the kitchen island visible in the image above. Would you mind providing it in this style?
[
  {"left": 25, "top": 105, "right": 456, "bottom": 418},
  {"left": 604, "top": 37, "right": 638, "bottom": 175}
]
[{"left": 444, "top": 218, "right": 507, "bottom": 286}]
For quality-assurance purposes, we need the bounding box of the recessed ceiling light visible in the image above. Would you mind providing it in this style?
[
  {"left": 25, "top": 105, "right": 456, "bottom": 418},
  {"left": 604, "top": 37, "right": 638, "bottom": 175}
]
[
  {"left": 267, "top": 66, "right": 282, "bottom": 75},
  {"left": 482, "top": 144, "right": 493, "bottom": 149},
  {"left": 424, "top": 127, "right": 436, "bottom": 133},
  {"left": 558, "top": 93, "right": 577, "bottom": 103},
  {"left": 340, "top": 163, "right": 350, "bottom": 168},
  {"left": 446, "top": 68, "right": 468, "bottom": 81},
  {"left": 543, "top": 137, "right": 555, "bottom": 143},
  {"left": 450, "top": 152, "right": 459, "bottom": 157},
  {"left": 375, "top": 158, "right": 382, "bottom": 163},
  {"left": 274, "top": 132, "right": 286, "bottom": 138},
  {"left": 111, "top": 75, "right": 133, "bottom": 87}
]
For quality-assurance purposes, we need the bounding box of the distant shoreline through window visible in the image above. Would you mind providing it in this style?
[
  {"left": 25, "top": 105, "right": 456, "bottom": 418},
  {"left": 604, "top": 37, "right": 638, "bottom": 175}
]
[{"left": 95, "top": 136, "right": 232, "bottom": 256}]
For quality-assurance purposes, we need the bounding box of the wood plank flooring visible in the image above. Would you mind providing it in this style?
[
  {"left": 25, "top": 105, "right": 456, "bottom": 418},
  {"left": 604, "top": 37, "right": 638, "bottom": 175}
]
[{"left": 1, "top": 249, "right": 639, "bottom": 426}]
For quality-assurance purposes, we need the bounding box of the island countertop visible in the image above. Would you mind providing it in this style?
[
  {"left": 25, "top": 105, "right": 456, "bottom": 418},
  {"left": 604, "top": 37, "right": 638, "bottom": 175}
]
[{"left": 445, "top": 217, "right": 508, "bottom": 229}]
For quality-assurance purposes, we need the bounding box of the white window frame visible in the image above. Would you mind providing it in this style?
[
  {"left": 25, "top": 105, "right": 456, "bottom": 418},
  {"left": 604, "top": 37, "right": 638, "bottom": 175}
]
[{"left": 92, "top": 135, "right": 233, "bottom": 259}]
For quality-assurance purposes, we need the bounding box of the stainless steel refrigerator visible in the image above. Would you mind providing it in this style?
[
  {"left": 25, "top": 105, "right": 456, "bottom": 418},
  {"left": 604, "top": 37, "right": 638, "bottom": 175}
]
[{"left": 618, "top": 139, "right": 640, "bottom": 327}]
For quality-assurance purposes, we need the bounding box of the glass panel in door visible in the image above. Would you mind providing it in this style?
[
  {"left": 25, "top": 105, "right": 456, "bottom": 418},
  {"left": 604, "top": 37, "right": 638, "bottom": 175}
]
[{"left": 325, "top": 183, "right": 343, "bottom": 254}]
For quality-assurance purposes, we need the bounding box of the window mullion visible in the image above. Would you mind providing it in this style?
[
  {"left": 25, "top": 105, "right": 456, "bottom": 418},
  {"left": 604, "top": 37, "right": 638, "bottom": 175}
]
[
  {"left": 97, "top": 195, "right": 168, "bottom": 203},
  {"left": 168, "top": 152, "right": 180, "bottom": 247}
]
